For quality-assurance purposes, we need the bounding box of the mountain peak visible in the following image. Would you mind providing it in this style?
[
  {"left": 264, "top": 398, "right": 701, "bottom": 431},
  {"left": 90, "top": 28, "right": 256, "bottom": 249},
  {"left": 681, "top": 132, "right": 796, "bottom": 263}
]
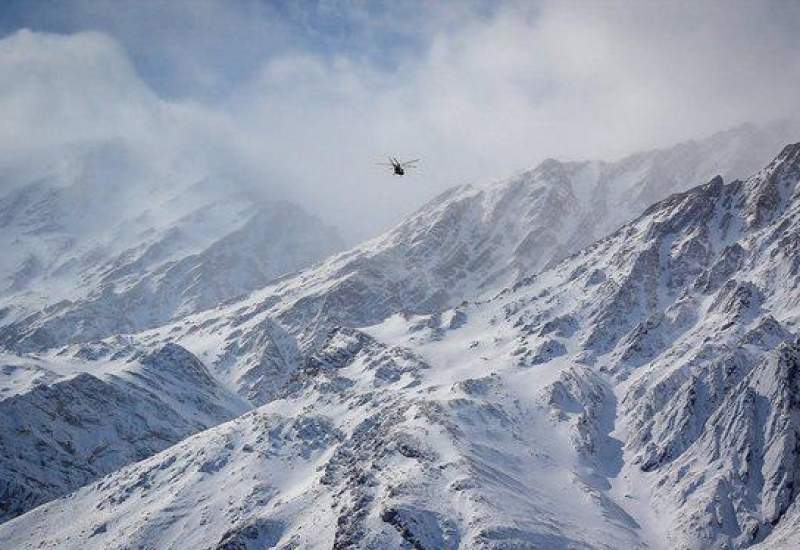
[{"left": 776, "top": 141, "right": 800, "bottom": 168}]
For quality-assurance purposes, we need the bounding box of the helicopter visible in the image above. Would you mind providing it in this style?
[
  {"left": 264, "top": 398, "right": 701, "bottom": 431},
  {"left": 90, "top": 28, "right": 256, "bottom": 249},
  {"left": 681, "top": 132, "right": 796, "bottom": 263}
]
[{"left": 377, "top": 156, "right": 419, "bottom": 176}]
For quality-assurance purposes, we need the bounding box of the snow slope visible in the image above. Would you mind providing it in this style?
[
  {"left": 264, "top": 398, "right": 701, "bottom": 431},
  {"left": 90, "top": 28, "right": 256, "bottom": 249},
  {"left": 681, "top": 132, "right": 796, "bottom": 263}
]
[
  {"left": 3, "top": 142, "right": 800, "bottom": 548},
  {"left": 0, "top": 327, "right": 646, "bottom": 549},
  {"left": 0, "top": 342, "right": 248, "bottom": 523}
]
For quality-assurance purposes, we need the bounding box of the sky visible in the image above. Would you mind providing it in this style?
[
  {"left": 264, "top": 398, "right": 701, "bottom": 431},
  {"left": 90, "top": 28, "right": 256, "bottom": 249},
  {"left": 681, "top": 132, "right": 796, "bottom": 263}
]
[{"left": 1, "top": 0, "right": 799, "bottom": 242}]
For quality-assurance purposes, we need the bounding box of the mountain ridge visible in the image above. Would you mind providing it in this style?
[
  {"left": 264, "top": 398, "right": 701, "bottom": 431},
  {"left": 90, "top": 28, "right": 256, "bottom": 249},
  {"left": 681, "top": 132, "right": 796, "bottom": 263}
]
[{"left": 2, "top": 124, "right": 800, "bottom": 548}]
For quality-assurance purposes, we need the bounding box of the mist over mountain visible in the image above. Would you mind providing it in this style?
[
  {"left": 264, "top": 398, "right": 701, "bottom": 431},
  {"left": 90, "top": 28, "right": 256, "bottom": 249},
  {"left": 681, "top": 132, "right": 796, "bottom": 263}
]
[
  {"left": 2, "top": 2, "right": 800, "bottom": 549},
  {"left": 3, "top": 1, "right": 800, "bottom": 240},
  {"left": 1, "top": 120, "right": 794, "bottom": 353}
]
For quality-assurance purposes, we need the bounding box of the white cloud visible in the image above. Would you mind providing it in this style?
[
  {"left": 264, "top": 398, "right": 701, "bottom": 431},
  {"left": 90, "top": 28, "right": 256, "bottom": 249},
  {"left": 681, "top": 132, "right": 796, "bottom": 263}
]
[
  {"left": 1, "top": 1, "right": 798, "bottom": 241},
  {"left": 0, "top": 29, "right": 287, "bottom": 209}
]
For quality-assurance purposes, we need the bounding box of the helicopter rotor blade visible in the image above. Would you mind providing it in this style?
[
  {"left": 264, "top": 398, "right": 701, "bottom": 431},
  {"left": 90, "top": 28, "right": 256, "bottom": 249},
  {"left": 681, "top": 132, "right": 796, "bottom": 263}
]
[{"left": 400, "top": 159, "right": 420, "bottom": 166}]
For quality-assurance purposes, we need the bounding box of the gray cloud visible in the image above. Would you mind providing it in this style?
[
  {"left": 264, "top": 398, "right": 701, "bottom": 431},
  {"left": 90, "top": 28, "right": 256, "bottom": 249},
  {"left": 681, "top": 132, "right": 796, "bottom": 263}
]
[{"left": 0, "top": 1, "right": 798, "bottom": 241}]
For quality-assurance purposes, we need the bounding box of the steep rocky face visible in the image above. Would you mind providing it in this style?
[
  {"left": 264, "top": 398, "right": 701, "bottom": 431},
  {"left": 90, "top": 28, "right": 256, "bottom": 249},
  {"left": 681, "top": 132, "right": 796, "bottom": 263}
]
[
  {"left": 649, "top": 339, "right": 800, "bottom": 546},
  {"left": 0, "top": 343, "right": 247, "bottom": 523},
  {"left": 509, "top": 143, "right": 800, "bottom": 548}
]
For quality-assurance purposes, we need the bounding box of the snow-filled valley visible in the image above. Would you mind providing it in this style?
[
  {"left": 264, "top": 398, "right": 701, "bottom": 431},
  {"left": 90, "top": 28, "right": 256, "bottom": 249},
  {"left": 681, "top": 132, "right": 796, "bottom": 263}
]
[{"left": 2, "top": 123, "right": 800, "bottom": 549}]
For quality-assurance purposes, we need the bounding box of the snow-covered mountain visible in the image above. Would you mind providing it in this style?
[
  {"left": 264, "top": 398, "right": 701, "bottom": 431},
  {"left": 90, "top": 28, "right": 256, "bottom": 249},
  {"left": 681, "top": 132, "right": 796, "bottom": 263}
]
[
  {"left": 0, "top": 141, "right": 344, "bottom": 347},
  {"left": 0, "top": 326, "right": 648, "bottom": 549},
  {"left": 15, "top": 120, "right": 788, "bottom": 406},
  {"left": 0, "top": 141, "right": 343, "bottom": 523},
  {"left": 5, "top": 122, "right": 795, "bottom": 355},
  {"left": 2, "top": 122, "right": 796, "bottom": 356},
  {"left": 4, "top": 140, "right": 800, "bottom": 548},
  {"left": 0, "top": 341, "right": 247, "bottom": 522}
]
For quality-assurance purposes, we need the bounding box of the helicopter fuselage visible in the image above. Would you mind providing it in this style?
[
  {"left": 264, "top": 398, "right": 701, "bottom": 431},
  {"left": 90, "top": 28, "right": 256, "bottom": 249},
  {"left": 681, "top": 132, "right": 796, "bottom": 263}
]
[{"left": 379, "top": 156, "right": 417, "bottom": 176}]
